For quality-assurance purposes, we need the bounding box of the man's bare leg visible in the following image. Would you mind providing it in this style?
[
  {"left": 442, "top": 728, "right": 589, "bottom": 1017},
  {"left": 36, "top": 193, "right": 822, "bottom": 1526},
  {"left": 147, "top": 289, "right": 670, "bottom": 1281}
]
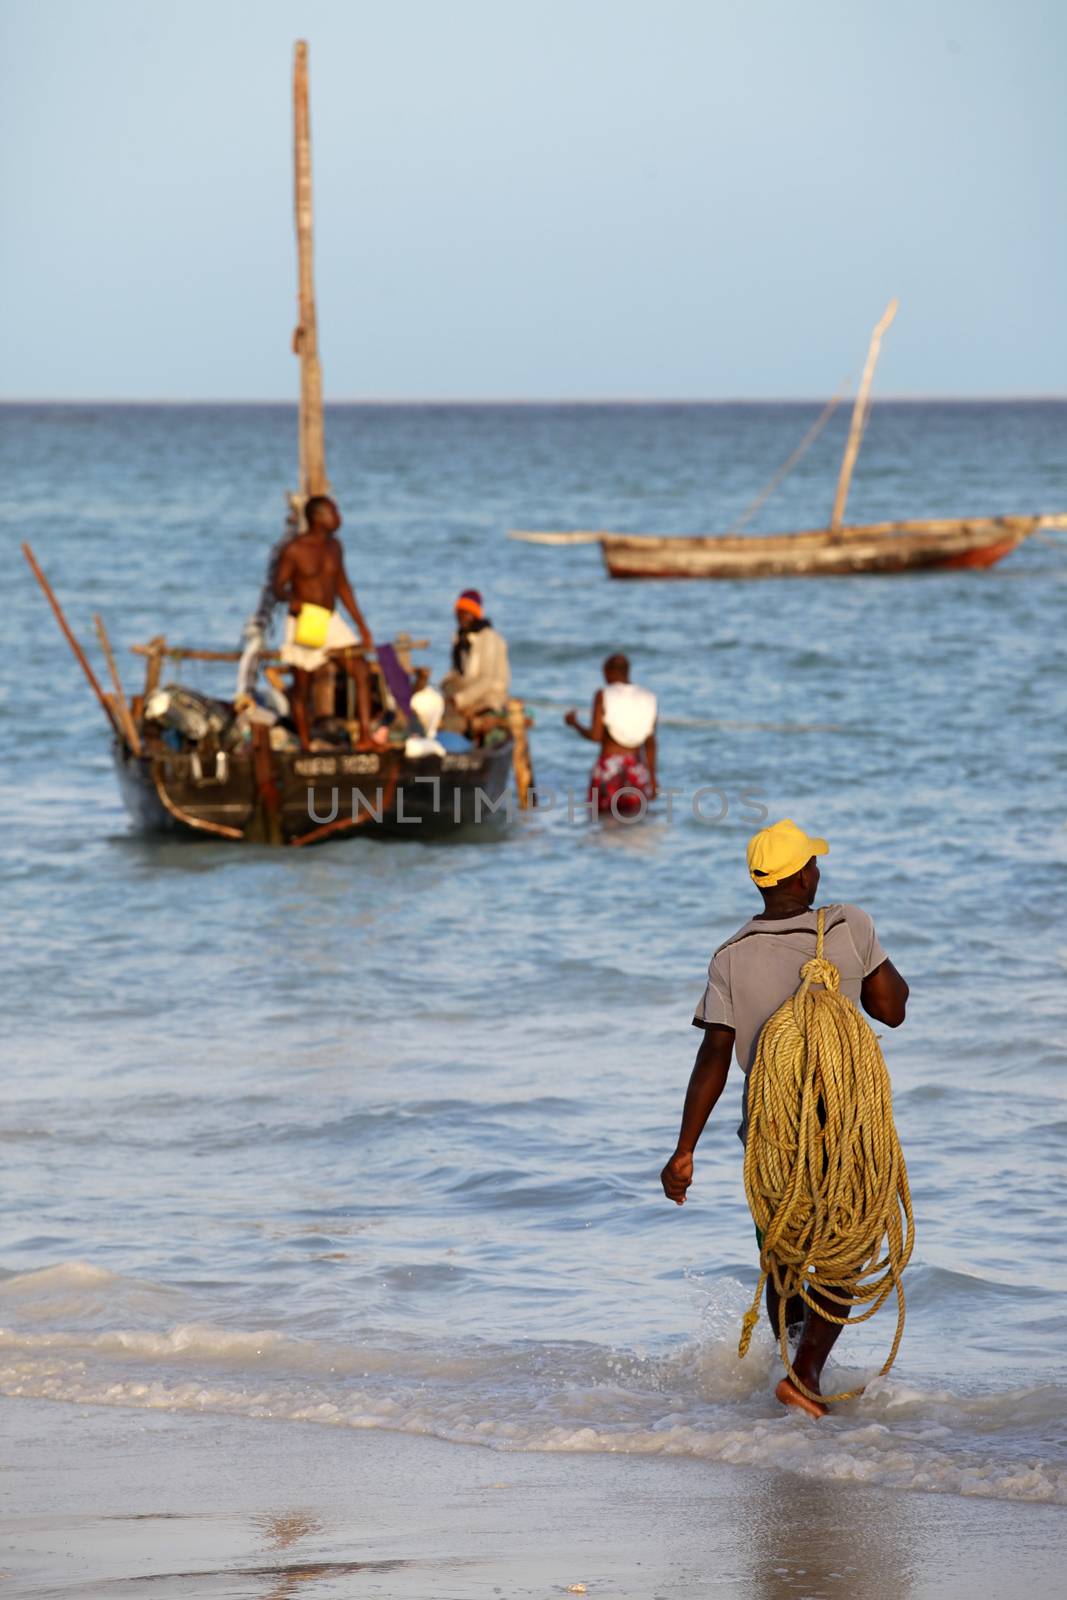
[
  {"left": 311, "top": 663, "right": 336, "bottom": 722},
  {"left": 343, "top": 657, "right": 375, "bottom": 749},
  {"left": 775, "top": 1286, "right": 851, "bottom": 1418},
  {"left": 290, "top": 668, "right": 312, "bottom": 752},
  {"left": 766, "top": 1278, "right": 805, "bottom": 1343}
]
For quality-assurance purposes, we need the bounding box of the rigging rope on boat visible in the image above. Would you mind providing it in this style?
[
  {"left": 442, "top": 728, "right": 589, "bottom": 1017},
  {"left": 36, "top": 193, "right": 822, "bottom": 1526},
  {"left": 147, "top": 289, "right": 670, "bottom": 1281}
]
[
  {"left": 727, "top": 374, "right": 855, "bottom": 534},
  {"left": 521, "top": 698, "right": 844, "bottom": 734},
  {"left": 737, "top": 908, "right": 915, "bottom": 1404}
]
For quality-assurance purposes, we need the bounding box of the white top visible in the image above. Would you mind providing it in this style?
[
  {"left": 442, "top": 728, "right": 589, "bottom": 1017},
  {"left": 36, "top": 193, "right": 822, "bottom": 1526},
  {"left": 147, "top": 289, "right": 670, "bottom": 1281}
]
[
  {"left": 453, "top": 626, "right": 511, "bottom": 715},
  {"left": 602, "top": 682, "right": 657, "bottom": 747}
]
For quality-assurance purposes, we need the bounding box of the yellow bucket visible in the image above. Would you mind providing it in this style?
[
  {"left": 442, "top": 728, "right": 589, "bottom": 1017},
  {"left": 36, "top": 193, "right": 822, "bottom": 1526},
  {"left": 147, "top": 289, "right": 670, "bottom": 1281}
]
[{"left": 294, "top": 602, "right": 332, "bottom": 649}]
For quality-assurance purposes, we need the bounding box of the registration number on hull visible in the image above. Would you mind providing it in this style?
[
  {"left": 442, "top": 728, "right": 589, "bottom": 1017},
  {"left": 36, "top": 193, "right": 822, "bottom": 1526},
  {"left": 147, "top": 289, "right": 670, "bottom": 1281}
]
[{"left": 294, "top": 754, "right": 382, "bottom": 778}]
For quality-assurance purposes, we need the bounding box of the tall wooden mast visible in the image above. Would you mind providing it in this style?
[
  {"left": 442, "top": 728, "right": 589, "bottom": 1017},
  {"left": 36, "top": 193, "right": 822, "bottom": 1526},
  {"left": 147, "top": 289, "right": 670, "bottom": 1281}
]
[
  {"left": 292, "top": 40, "right": 329, "bottom": 504},
  {"left": 829, "top": 298, "right": 898, "bottom": 533}
]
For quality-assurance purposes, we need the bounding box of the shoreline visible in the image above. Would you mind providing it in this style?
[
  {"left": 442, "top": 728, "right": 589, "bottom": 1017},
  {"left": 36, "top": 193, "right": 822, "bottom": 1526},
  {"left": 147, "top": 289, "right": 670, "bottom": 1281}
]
[{"left": 3, "top": 1396, "right": 1063, "bottom": 1599}]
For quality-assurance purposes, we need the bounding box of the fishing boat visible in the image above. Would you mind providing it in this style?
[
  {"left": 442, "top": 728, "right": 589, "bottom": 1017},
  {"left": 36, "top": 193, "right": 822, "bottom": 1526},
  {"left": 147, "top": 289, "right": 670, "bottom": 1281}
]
[
  {"left": 24, "top": 42, "right": 532, "bottom": 845},
  {"left": 596, "top": 514, "right": 1062, "bottom": 580},
  {"left": 112, "top": 663, "right": 523, "bottom": 845},
  {"left": 512, "top": 300, "right": 1067, "bottom": 578}
]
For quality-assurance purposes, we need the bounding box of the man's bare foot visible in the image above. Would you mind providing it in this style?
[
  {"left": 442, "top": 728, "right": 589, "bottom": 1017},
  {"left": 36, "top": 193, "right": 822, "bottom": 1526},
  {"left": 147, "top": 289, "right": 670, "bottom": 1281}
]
[{"left": 775, "top": 1377, "right": 827, "bottom": 1419}]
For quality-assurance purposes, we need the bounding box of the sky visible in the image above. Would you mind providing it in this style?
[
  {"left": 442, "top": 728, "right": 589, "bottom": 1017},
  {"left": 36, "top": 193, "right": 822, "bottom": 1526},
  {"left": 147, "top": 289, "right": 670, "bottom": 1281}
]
[{"left": 1, "top": 0, "right": 1064, "bottom": 400}]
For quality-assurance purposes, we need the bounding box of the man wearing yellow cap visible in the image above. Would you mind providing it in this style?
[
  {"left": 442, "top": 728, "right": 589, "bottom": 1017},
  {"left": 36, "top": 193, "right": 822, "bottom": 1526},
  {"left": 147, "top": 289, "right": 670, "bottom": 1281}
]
[{"left": 660, "top": 819, "right": 909, "bottom": 1416}]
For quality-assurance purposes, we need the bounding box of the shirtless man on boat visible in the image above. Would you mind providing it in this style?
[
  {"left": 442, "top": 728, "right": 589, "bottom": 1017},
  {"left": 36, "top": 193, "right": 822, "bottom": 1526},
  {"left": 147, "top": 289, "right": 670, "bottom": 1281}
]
[
  {"left": 273, "top": 495, "right": 375, "bottom": 752},
  {"left": 565, "top": 653, "right": 657, "bottom": 817}
]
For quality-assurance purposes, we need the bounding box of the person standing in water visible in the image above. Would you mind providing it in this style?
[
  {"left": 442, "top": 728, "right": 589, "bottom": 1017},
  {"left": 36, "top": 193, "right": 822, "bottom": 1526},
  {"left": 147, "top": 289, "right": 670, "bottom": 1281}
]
[
  {"left": 273, "top": 495, "right": 375, "bottom": 751},
  {"left": 660, "top": 819, "right": 909, "bottom": 1416},
  {"left": 565, "top": 652, "right": 657, "bottom": 817}
]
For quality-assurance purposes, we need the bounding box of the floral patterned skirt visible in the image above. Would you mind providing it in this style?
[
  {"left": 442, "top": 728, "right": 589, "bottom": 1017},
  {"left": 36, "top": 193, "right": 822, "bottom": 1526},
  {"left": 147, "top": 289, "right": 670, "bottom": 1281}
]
[{"left": 589, "top": 751, "right": 653, "bottom": 817}]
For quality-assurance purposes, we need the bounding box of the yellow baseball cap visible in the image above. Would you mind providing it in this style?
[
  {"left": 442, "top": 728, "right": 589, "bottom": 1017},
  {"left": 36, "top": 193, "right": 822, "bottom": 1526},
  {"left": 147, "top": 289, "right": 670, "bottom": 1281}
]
[{"left": 746, "top": 818, "right": 828, "bottom": 887}]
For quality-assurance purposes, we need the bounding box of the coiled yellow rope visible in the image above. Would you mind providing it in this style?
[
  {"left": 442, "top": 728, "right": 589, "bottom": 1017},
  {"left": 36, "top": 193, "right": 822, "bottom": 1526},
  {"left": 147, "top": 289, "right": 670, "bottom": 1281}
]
[{"left": 738, "top": 908, "right": 914, "bottom": 1403}]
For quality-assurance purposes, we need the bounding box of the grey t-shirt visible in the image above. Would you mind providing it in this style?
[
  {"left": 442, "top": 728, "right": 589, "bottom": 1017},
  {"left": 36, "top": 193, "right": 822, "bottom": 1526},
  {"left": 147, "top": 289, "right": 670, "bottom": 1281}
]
[{"left": 692, "top": 904, "right": 888, "bottom": 1142}]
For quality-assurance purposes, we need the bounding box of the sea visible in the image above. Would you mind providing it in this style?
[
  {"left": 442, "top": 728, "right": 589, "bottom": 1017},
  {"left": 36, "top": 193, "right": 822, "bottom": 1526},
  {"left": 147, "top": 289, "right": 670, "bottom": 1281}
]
[{"left": 1, "top": 400, "right": 1065, "bottom": 1506}]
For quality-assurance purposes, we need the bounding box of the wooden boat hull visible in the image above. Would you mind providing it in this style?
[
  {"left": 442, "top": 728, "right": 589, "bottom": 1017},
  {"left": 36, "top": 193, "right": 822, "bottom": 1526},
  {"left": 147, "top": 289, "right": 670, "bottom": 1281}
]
[
  {"left": 599, "top": 515, "right": 1045, "bottom": 580},
  {"left": 114, "top": 738, "right": 516, "bottom": 844}
]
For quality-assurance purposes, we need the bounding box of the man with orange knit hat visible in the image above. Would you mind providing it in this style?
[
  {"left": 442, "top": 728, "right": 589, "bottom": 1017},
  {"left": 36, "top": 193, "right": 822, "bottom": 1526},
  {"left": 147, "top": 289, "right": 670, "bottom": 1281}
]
[
  {"left": 660, "top": 819, "right": 909, "bottom": 1417},
  {"left": 440, "top": 588, "right": 511, "bottom": 728}
]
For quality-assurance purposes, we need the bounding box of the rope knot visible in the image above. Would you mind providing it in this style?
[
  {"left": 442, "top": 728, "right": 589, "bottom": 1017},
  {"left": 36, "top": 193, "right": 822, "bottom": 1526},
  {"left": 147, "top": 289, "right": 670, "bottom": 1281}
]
[
  {"left": 800, "top": 955, "right": 840, "bottom": 991},
  {"left": 738, "top": 1302, "right": 761, "bottom": 1360}
]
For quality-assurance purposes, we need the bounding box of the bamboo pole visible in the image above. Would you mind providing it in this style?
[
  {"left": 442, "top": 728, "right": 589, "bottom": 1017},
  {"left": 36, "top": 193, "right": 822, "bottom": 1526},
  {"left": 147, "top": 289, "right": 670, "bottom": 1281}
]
[
  {"left": 94, "top": 614, "right": 142, "bottom": 754},
  {"left": 508, "top": 530, "right": 604, "bottom": 545},
  {"left": 292, "top": 40, "right": 329, "bottom": 503},
  {"left": 142, "top": 635, "right": 166, "bottom": 698},
  {"left": 829, "top": 299, "right": 898, "bottom": 533},
  {"left": 129, "top": 638, "right": 428, "bottom": 663},
  {"left": 22, "top": 542, "right": 121, "bottom": 737},
  {"left": 506, "top": 698, "right": 535, "bottom": 810}
]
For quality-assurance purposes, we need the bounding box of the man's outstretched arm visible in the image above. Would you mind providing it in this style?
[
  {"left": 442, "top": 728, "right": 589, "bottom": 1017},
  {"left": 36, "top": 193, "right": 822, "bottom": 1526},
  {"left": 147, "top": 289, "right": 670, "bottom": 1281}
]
[
  {"left": 660, "top": 1023, "right": 735, "bottom": 1204},
  {"left": 861, "top": 958, "right": 909, "bottom": 1028},
  {"left": 337, "top": 556, "right": 373, "bottom": 649},
  {"left": 564, "top": 689, "right": 604, "bottom": 742}
]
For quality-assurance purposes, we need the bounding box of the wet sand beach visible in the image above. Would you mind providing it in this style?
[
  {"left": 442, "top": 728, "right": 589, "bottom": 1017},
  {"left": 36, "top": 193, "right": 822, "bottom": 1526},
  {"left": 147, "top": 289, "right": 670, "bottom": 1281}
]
[{"left": 4, "top": 1397, "right": 1064, "bottom": 1599}]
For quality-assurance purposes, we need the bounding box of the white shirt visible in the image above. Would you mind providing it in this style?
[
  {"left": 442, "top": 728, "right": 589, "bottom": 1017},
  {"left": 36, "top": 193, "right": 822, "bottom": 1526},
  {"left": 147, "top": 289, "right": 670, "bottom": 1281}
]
[{"left": 602, "top": 682, "right": 657, "bottom": 747}]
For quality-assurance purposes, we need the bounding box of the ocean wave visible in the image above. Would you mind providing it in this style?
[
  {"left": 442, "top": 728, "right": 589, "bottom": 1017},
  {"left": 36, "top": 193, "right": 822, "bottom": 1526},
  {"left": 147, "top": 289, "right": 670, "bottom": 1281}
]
[
  {"left": 1, "top": 1303, "right": 1064, "bottom": 1507},
  {"left": 2, "top": 1349, "right": 1062, "bottom": 1507},
  {"left": 903, "top": 1263, "right": 1062, "bottom": 1307},
  {"left": 0, "top": 1261, "right": 180, "bottom": 1321},
  {"left": 0, "top": 1262, "right": 132, "bottom": 1292}
]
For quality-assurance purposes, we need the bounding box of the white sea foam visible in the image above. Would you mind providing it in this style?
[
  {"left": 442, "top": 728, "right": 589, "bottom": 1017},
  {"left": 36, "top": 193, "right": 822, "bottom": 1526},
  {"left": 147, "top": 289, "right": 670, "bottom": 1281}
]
[
  {"left": 2, "top": 1358, "right": 1062, "bottom": 1505},
  {"left": 1, "top": 1313, "right": 1063, "bottom": 1507}
]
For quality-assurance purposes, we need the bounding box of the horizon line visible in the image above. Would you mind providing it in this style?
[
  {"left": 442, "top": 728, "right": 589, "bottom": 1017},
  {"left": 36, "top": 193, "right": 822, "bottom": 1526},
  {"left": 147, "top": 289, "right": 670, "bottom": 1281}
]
[{"left": 2, "top": 393, "right": 1067, "bottom": 407}]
